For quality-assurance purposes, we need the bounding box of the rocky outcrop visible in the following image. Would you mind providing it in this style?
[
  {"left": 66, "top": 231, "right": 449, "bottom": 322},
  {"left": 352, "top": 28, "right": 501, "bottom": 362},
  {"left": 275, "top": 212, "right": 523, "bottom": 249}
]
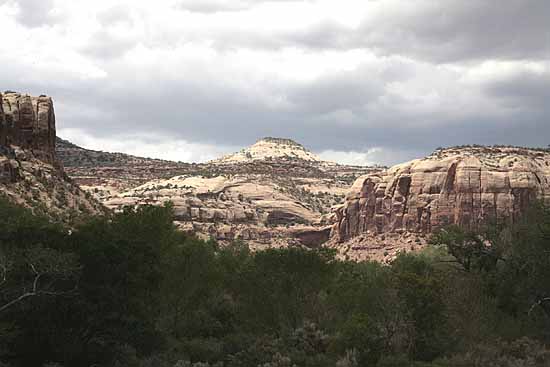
[
  {"left": 0, "top": 91, "right": 106, "bottom": 221},
  {"left": 332, "top": 147, "right": 550, "bottom": 243},
  {"left": 1, "top": 92, "right": 57, "bottom": 165},
  {"left": 104, "top": 174, "right": 328, "bottom": 247},
  {"left": 213, "top": 137, "right": 322, "bottom": 164},
  {"left": 291, "top": 226, "right": 332, "bottom": 248}
]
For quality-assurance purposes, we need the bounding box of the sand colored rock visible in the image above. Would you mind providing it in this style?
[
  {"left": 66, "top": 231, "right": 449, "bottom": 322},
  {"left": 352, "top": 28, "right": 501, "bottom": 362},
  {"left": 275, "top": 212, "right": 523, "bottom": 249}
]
[
  {"left": 91, "top": 138, "right": 381, "bottom": 248},
  {"left": 0, "top": 92, "right": 106, "bottom": 221},
  {"left": 213, "top": 137, "right": 321, "bottom": 164},
  {"left": 1, "top": 92, "right": 57, "bottom": 165},
  {"left": 104, "top": 174, "right": 325, "bottom": 247},
  {"left": 332, "top": 147, "right": 550, "bottom": 244}
]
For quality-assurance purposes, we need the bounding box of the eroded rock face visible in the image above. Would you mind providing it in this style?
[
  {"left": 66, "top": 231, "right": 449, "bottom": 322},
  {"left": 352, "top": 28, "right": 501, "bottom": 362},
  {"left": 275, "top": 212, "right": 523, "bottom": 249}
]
[
  {"left": 0, "top": 92, "right": 106, "bottom": 221},
  {"left": 90, "top": 137, "right": 383, "bottom": 248},
  {"left": 1, "top": 92, "right": 57, "bottom": 165},
  {"left": 332, "top": 147, "right": 550, "bottom": 243},
  {"left": 104, "top": 174, "right": 329, "bottom": 247}
]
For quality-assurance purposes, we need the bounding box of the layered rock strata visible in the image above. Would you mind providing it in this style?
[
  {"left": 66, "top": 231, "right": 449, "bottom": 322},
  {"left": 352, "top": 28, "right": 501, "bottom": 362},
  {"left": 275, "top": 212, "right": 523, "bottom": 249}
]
[
  {"left": 332, "top": 147, "right": 550, "bottom": 243},
  {"left": 0, "top": 91, "right": 106, "bottom": 221},
  {"left": 104, "top": 174, "right": 339, "bottom": 248},
  {"left": 82, "top": 137, "right": 381, "bottom": 248},
  {"left": 1, "top": 92, "right": 57, "bottom": 165}
]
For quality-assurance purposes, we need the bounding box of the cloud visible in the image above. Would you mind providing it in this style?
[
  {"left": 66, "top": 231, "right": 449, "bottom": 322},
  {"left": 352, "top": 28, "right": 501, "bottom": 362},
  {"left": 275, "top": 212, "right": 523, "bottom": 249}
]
[
  {"left": 318, "top": 147, "right": 422, "bottom": 167},
  {"left": 480, "top": 62, "right": 550, "bottom": 109},
  {"left": 0, "top": 0, "right": 549, "bottom": 167},
  {"left": 9, "top": 0, "right": 59, "bottom": 28},
  {"left": 287, "top": 0, "right": 550, "bottom": 62},
  {"left": 58, "top": 128, "right": 238, "bottom": 163},
  {"left": 176, "top": 0, "right": 308, "bottom": 14},
  {"left": 176, "top": 0, "right": 256, "bottom": 13}
]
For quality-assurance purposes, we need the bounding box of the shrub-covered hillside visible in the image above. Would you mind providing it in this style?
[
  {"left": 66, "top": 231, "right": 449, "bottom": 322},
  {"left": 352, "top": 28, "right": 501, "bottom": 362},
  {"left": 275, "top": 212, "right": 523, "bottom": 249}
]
[{"left": 1, "top": 198, "right": 550, "bottom": 367}]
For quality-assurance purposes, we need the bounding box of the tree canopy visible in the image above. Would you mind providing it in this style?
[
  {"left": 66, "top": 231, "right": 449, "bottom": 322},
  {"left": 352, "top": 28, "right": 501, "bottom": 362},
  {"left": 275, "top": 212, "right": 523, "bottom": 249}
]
[{"left": 1, "top": 197, "right": 550, "bottom": 367}]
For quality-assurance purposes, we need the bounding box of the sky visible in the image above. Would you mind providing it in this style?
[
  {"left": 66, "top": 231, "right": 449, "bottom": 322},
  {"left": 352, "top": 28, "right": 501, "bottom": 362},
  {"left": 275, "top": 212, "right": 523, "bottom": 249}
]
[{"left": 0, "top": 0, "right": 549, "bottom": 166}]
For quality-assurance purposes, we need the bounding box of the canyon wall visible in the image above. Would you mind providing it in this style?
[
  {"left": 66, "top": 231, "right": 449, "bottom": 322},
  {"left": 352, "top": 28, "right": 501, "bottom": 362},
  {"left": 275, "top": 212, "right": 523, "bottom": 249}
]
[
  {"left": 0, "top": 91, "right": 106, "bottom": 221},
  {"left": 332, "top": 147, "right": 550, "bottom": 242},
  {"left": 1, "top": 92, "right": 57, "bottom": 165}
]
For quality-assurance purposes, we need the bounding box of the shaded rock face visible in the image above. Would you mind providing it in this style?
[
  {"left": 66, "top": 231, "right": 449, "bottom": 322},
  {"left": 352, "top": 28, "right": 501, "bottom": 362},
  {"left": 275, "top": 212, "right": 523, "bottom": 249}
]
[
  {"left": 332, "top": 147, "right": 550, "bottom": 242},
  {"left": 0, "top": 91, "right": 106, "bottom": 221},
  {"left": 1, "top": 92, "right": 57, "bottom": 165},
  {"left": 292, "top": 226, "right": 332, "bottom": 248}
]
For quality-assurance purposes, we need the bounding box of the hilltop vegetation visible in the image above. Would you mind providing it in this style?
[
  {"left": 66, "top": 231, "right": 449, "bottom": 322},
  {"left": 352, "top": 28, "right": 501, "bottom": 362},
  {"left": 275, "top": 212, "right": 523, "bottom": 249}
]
[
  {"left": 1, "top": 199, "right": 550, "bottom": 367},
  {"left": 434, "top": 144, "right": 550, "bottom": 153}
]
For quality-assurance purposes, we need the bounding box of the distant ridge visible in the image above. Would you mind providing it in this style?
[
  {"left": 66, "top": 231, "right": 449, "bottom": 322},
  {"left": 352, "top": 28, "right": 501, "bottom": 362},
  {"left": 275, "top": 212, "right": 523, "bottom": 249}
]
[{"left": 56, "top": 137, "right": 188, "bottom": 167}]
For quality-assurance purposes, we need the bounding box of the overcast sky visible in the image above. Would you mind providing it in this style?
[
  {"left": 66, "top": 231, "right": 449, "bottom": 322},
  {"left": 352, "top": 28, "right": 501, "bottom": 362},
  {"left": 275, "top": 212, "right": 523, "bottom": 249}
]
[{"left": 0, "top": 0, "right": 549, "bottom": 165}]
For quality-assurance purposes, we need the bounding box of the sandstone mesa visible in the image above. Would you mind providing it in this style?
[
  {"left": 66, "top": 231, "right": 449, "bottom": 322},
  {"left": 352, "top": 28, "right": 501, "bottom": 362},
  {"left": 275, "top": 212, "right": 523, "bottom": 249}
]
[{"left": 2, "top": 90, "right": 550, "bottom": 260}]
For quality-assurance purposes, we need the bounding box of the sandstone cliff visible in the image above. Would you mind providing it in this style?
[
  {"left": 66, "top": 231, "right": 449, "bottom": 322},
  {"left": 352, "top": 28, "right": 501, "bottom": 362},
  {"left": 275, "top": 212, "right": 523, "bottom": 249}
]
[
  {"left": 0, "top": 92, "right": 106, "bottom": 221},
  {"left": 1, "top": 92, "right": 57, "bottom": 165},
  {"left": 328, "top": 146, "right": 550, "bottom": 261}
]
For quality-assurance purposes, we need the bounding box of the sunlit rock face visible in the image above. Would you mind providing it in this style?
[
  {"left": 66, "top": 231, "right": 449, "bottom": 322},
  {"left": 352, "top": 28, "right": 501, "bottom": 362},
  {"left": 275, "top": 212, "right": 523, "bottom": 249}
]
[
  {"left": 332, "top": 146, "right": 550, "bottom": 243},
  {"left": 67, "top": 136, "right": 381, "bottom": 249},
  {"left": 212, "top": 137, "right": 322, "bottom": 164}
]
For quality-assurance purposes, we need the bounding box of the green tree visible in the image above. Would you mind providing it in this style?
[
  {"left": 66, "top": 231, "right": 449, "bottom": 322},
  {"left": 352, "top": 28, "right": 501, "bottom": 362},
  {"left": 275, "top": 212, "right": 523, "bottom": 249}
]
[
  {"left": 236, "top": 248, "right": 336, "bottom": 334},
  {"left": 391, "top": 254, "right": 449, "bottom": 361},
  {"left": 492, "top": 203, "right": 550, "bottom": 334},
  {"left": 430, "top": 224, "right": 504, "bottom": 273},
  {"left": 0, "top": 198, "right": 79, "bottom": 366},
  {"left": 68, "top": 203, "right": 177, "bottom": 365},
  {"left": 159, "top": 236, "right": 221, "bottom": 339}
]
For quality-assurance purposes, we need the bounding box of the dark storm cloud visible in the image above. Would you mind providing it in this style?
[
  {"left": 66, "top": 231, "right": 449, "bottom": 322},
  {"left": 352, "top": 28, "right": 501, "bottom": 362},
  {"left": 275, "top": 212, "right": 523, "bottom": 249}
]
[
  {"left": 1, "top": 0, "right": 549, "bottom": 165},
  {"left": 167, "top": 1, "right": 550, "bottom": 62},
  {"left": 287, "top": 0, "right": 550, "bottom": 62},
  {"left": 483, "top": 69, "right": 550, "bottom": 109},
  {"left": 289, "top": 72, "right": 383, "bottom": 114},
  {"left": 4, "top": 54, "right": 549, "bottom": 165},
  {"left": 25, "top": 61, "right": 547, "bottom": 157}
]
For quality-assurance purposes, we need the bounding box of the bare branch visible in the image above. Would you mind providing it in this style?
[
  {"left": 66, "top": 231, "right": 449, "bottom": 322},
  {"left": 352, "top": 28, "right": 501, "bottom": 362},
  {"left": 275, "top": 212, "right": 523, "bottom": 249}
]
[
  {"left": 29, "top": 262, "right": 38, "bottom": 276},
  {"left": 0, "top": 292, "right": 34, "bottom": 313},
  {"left": 0, "top": 263, "right": 6, "bottom": 287},
  {"left": 528, "top": 297, "right": 550, "bottom": 316},
  {"left": 0, "top": 286, "right": 78, "bottom": 314},
  {"left": 33, "top": 273, "right": 42, "bottom": 293}
]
